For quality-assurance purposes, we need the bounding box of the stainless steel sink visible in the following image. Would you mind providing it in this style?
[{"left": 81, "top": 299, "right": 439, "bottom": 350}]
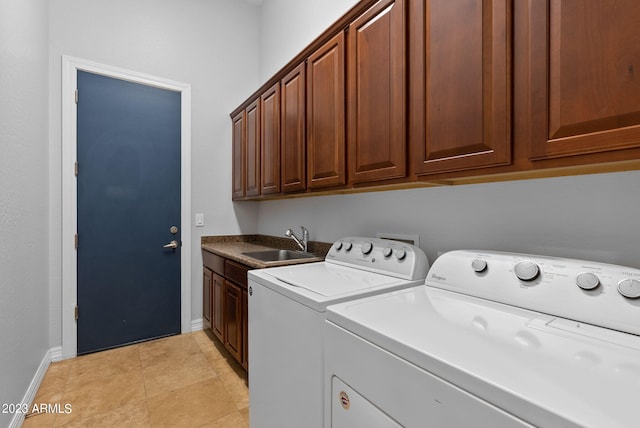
[{"left": 242, "top": 249, "right": 316, "bottom": 262}]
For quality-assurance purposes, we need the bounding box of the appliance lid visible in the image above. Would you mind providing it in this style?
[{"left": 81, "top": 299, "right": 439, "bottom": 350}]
[
  {"left": 249, "top": 261, "right": 422, "bottom": 313},
  {"left": 326, "top": 286, "right": 640, "bottom": 428},
  {"left": 263, "top": 262, "right": 401, "bottom": 297}
]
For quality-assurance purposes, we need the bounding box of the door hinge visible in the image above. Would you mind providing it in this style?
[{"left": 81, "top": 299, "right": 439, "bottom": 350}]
[
  {"left": 74, "top": 234, "right": 79, "bottom": 249},
  {"left": 74, "top": 161, "right": 79, "bottom": 176},
  {"left": 74, "top": 306, "right": 79, "bottom": 320},
  {"left": 75, "top": 89, "right": 79, "bottom": 104}
]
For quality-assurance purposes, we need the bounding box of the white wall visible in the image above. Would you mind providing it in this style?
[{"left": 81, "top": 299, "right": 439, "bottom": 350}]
[
  {"left": 0, "top": 0, "right": 50, "bottom": 424},
  {"left": 48, "top": 0, "right": 261, "bottom": 346},
  {"left": 258, "top": 0, "right": 359, "bottom": 82}
]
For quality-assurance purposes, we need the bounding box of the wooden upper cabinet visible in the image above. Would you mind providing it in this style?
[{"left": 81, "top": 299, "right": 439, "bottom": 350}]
[
  {"left": 411, "top": 0, "right": 511, "bottom": 175},
  {"left": 348, "top": 0, "right": 406, "bottom": 184},
  {"left": 231, "top": 111, "right": 245, "bottom": 200},
  {"left": 281, "top": 63, "right": 307, "bottom": 193},
  {"left": 245, "top": 99, "right": 261, "bottom": 197},
  {"left": 306, "top": 31, "right": 347, "bottom": 189},
  {"left": 261, "top": 83, "right": 281, "bottom": 195},
  {"left": 518, "top": 0, "right": 640, "bottom": 161}
]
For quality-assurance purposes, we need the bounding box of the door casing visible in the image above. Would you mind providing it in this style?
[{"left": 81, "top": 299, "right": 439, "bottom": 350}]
[{"left": 61, "top": 56, "right": 192, "bottom": 359}]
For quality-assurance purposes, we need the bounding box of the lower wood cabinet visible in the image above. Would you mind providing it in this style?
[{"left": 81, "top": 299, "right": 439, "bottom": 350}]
[
  {"left": 242, "top": 289, "right": 248, "bottom": 369},
  {"left": 212, "top": 272, "right": 225, "bottom": 342},
  {"left": 224, "top": 280, "right": 243, "bottom": 363},
  {"left": 203, "top": 250, "right": 250, "bottom": 369},
  {"left": 203, "top": 267, "right": 212, "bottom": 329}
]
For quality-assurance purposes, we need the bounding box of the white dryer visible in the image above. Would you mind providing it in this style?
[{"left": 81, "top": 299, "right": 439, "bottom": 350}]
[
  {"left": 248, "top": 237, "right": 429, "bottom": 428},
  {"left": 325, "top": 250, "right": 640, "bottom": 428}
]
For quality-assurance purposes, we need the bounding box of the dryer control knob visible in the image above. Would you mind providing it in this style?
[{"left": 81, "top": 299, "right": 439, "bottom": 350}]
[
  {"left": 395, "top": 249, "right": 407, "bottom": 260},
  {"left": 382, "top": 247, "right": 393, "bottom": 258},
  {"left": 514, "top": 261, "right": 540, "bottom": 281},
  {"left": 344, "top": 242, "right": 353, "bottom": 251},
  {"left": 361, "top": 242, "right": 373, "bottom": 255},
  {"left": 576, "top": 272, "right": 600, "bottom": 290},
  {"left": 471, "top": 259, "right": 488, "bottom": 273},
  {"left": 335, "top": 241, "right": 343, "bottom": 251},
  {"left": 618, "top": 279, "right": 640, "bottom": 299}
]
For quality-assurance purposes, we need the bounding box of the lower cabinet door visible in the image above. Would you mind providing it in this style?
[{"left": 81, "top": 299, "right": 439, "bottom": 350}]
[
  {"left": 212, "top": 273, "right": 225, "bottom": 342},
  {"left": 242, "top": 288, "right": 248, "bottom": 369},
  {"left": 203, "top": 268, "right": 212, "bottom": 329},
  {"left": 224, "top": 280, "right": 243, "bottom": 362}
]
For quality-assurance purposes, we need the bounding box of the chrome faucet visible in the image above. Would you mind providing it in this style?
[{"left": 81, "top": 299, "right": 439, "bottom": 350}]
[{"left": 285, "top": 226, "right": 309, "bottom": 252}]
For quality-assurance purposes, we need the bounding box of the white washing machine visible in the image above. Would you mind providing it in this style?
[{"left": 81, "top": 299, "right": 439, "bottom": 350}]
[
  {"left": 248, "top": 237, "right": 429, "bottom": 428},
  {"left": 325, "top": 250, "right": 640, "bottom": 428}
]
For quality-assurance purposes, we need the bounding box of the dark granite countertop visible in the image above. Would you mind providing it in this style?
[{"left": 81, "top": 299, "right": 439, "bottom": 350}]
[{"left": 201, "top": 234, "right": 332, "bottom": 269}]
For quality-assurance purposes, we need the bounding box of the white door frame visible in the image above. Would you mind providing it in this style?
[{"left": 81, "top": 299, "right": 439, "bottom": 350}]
[{"left": 61, "top": 56, "right": 192, "bottom": 359}]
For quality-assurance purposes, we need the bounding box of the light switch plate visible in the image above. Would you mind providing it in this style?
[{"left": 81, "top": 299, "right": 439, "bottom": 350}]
[{"left": 195, "top": 213, "right": 204, "bottom": 227}]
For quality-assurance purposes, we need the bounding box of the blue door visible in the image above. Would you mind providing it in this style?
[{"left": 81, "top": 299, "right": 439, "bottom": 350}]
[{"left": 77, "top": 71, "right": 181, "bottom": 355}]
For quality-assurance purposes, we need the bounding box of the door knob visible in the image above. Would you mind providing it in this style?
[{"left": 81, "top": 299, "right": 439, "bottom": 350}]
[{"left": 163, "top": 240, "right": 179, "bottom": 249}]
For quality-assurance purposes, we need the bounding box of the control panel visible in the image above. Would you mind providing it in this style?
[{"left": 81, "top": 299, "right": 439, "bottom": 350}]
[
  {"left": 427, "top": 250, "right": 640, "bottom": 336},
  {"left": 325, "top": 237, "right": 429, "bottom": 281}
]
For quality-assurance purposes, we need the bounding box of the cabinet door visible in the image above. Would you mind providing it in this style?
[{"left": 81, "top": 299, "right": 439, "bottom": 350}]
[
  {"left": 224, "top": 280, "right": 243, "bottom": 362},
  {"left": 231, "top": 111, "right": 245, "bottom": 200},
  {"left": 411, "top": 0, "right": 511, "bottom": 175},
  {"left": 242, "top": 288, "right": 248, "bottom": 370},
  {"left": 211, "top": 272, "right": 225, "bottom": 342},
  {"left": 348, "top": 0, "right": 406, "bottom": 183},
  {"left": 518, "top": 1, "right": 640, "bottom": 160},
  {"left": 307, "top": 31, "right": 347, "bottom": 189},
  {"left": 261, "top": 83, "right": 281, "bottom": 194},
  {"left": 203, "top": 267, "right": 212, "bottom": 329},
  {"left": 281, "top": 63, "right": 307, "bottom": 193},
  {"left": 245, "top": 99, "right": 261, "bottom": 197}
]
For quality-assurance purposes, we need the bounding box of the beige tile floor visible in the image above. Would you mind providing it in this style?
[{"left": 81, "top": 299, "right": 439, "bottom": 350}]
[{"left": 21, "top": 330, "right": 249, "bottom": 428}]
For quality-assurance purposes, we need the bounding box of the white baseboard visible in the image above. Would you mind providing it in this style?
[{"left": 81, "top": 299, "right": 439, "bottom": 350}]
[
  {"left": 191, "top": 318, "right": 203, "bottom": 332},
  {"left": 9, "top": 348, "right": 53, "bottom": 428},
  {"left": 50, "top": 346, "right": 63, "bottom": 362}
]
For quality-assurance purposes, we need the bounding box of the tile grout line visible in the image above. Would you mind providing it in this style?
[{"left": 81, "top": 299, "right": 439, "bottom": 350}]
[{"left": 138, "top": 344, "right": 155, "bottom": 427}]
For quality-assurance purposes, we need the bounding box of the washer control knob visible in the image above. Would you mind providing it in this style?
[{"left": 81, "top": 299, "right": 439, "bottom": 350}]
[
  {"left": 618, "top": 279, "right": 640, "bottom": 299},
  {"left": 576, "top": 272, "right": 600, "bottom": 291},
  {"left": 382, "top": 247, "right": 393, "bottom": 258},
  {"left": 361, "top": 242, "right": 373, "bottom": 255},
  {"left": 344, "top": 242, "right": 353, "bottom": 252},
  {"left": 395, "top": 249, "right": 407, "bottom": 260},
  {"left": 471, "top": 259, "right": 488, "bottom": 273},
  {"left": 335, "top": 241, "right": 343, "bottom": 251},
  {"left": 514, "top": 261, "right": 540, "bottom": 281}
]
